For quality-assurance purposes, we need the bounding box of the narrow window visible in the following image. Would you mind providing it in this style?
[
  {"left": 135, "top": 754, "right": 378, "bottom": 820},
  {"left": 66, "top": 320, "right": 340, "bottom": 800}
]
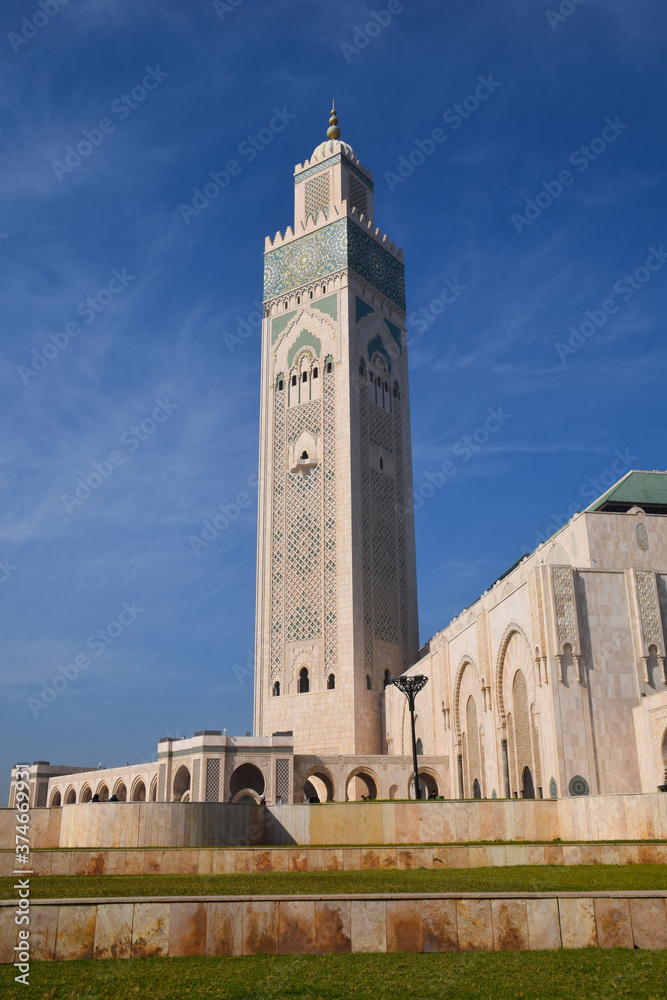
[
  {"left": 312, "top": 367, "right": 318, "bottom": 379},
  {"left": 291, "top": 375, "right": 297, "bottom": 386},
  {"left": 309, "top": 290, "right": 313, "bottom": 299},
  {"left": 298, "top": 667, "right": 310, "bottom": 693},
  {"left": 326, "top": 362, "right": 332, "bottom": 373},
  {"left": 366, "top": 674, "right": 372, "bottom": 690},
  {"left": 393, "top": 386, "right": 397, "bottom": 397},
  {"left": 359, "top": 364, "right": 364, "bottom": 375},
  {"left": 301, "top": 371, "right": 307, "bottom": 383},
  {"left": 284, "top": 300, "right": 288, "bottom": 309},
  {"left": 384, "top": 382, "right": 388, "bottom": 392},
  {"left": 327, "top": 673, "right": 335, "bottom": 690},
  {"left": 321, "top": 285, "right": 326, "bottom": 294},
  {"left": 278, "top": 379, "right": 284, "bottom": 391},
  {"left": 379, "top": 456, "right": 384, "bottom": 470},
  {"left": 300, "top": 450, "right": 309, "bottom": 460},
  {"left": 383, "top": 669, "right": 391, "bottom": 689},
  {"left": 272, "top": 681, "right": 280, "bottom": 697}
]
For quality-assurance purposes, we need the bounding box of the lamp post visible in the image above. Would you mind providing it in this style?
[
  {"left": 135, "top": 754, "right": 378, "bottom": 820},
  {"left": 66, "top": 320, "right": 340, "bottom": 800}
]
[{"left": 390, "top": 675, "right": 428, "bottom": 799}]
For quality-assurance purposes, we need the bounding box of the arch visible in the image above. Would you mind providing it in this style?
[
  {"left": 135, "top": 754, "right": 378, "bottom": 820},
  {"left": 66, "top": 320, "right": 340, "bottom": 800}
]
[
  {"left": 366, "top": 674, "right": 372, "bottom": 690},
  {"left": 230, "top": 762, "right": 265, "bottom": 798},
  {"left": 149, "top": 775, "right": 158, "bottom": 802},
  {"left": 131, "top": 779, "right": 146, "bottom": 802},
  {"left": 472, "top": 778, "right": 481, "bottom": 799},
  {"left": 301, "top": 767, "right": 336, "bottom": 802},
  {"left": 327, "top": 673, "right": 335, "bottom": 689},
  {"left": 453, "top": 655, "right": 481, "bottom": 740},
  {"left": 495, "top": 623, "right": 533, "bottom": 727},
  {"left": 298, "top": 667, "right": 310, "bottom": 693},
  {"left": 50, "top": 788, "right": 62, "bottom": 808},
  {"left": 172, "top": 765, "right": 191, "bottom": 802},
  {"left": 96, "top": 783, "right": 109, "bottom": 802},
  {"left": 661, "top": 728, "right": 667, "bottom": 784},
  {"left": 273, "top": 681, "right": 281, "bottom": 696},
  {"left": 415, "top": 737, "right": 424, "bottom": 755},
  {"left": 463, "top": 695, "right": 482, "bottom": 798},
  {"left": 231, "top": 789, "right": 261, "bottom": 804},
  {"left": 522, "top": 766, "right": 535, "bottom": 799},
  {"left": 383, "top": 669, "right": 391, "bottom": 689},
  {"left": 80, "top": 785, "right": 92, "bottom": 803},
  {"left": 64, "top": 786, "right": 76, "bottom": 805},
  {"left": 546, "top": 542, "right": 570, "bottom": 565},
  {"left": 345, "top": 767, "right": 378, "bottom": 801},
  {"left": 388, "top": 784, "right": 399, "bottom": 800},
  {"left": 409, "top": 767, "right": 440, "bottom": 799},
  {"left": 114, "top": 781, "right": 127, "bottom": 802}
]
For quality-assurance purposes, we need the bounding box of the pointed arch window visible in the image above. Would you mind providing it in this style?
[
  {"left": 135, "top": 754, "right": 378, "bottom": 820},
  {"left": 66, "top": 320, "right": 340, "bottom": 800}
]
[
  {"left": 298, "top": 667, "right": 310, "bottom": 693},
  {"left": 327, "top": 673, "right": 335, "bottom": 690}
]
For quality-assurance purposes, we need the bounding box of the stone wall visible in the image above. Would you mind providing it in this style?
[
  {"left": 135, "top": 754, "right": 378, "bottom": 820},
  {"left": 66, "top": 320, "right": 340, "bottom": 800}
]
[
  {"left": 2, "top": 893, "right": 666, "bottom": 961},
  {"left": 1, "top": 793, "right": 665, "bottom": 850},
  {"left": 2, "top": 840, "right": 664, "bottom": 878}
]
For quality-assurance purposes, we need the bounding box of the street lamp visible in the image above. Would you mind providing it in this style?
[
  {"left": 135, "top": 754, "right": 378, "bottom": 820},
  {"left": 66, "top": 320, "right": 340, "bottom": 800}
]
[{"left": 390, "top": 675, "right": 428, "bottom": 799}]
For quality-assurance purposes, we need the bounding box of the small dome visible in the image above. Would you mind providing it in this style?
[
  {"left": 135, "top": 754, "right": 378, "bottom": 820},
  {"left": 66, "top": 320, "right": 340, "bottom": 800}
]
[{"left": 310, "top": 138, "right": 358, "bottom": 163}]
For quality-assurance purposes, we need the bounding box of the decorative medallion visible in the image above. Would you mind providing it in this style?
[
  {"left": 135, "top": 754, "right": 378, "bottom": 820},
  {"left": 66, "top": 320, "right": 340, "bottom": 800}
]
[
  {"left": 568, "top": 774, "right": 589, "bottom": 797},
  {"left": 549, "top": 777, "right": 558, "bottom": 799}
]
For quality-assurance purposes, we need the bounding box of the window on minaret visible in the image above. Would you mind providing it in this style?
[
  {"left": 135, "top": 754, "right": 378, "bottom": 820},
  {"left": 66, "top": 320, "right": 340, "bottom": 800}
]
[
  {"left": 291, "top": 375, "right": 297, "bottom": 386},
  {"left": 273, "top": 682, "right": 280, "bottom": 697},
  {"left": 383, "top": 669, "right": 391, "bottom": 689},
  {"left": 366, "top": 674, "right": 372, "bottom": 690},
  {"left": 327, "top": 673, "right": 335, "bottom": 690},
  {"left": 302, "top": 372, "right": 308, "bottom": 383},
  {"left": 298, "top": 667, "right": 309, "bottom": 694},
  {"left": 379, "top": 457, "right": 384, "bottom": 471},
  {"left": 312, "top": 367, "right": 318, "bottom": 379},
  {"left": 326, "top": 362, "right": 332, "bottom": 373}
]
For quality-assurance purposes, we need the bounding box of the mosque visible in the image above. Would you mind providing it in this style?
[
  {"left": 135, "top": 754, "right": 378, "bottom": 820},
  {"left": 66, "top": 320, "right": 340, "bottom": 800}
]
[{"left": 10, "top": 108, "right": 667, "bottom": 811}]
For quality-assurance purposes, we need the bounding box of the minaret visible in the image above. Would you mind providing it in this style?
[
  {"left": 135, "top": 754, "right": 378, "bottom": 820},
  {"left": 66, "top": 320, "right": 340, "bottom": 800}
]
[{"left": 254, "top": 106, "right": 418, "bottom": 755}]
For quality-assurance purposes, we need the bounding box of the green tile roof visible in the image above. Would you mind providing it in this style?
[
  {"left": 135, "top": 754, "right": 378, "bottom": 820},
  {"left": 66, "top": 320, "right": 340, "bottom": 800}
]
[{"left": 585, "top": 470, "right": 667, "bottom": 511}]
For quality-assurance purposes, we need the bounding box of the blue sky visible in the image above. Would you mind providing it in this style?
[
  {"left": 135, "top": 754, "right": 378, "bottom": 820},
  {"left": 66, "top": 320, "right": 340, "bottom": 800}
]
[{"left": 1, "top": 0, "right": 665, "bottom": 801}]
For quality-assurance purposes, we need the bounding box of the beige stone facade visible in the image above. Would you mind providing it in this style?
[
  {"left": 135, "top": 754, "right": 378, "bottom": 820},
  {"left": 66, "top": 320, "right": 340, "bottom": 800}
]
[{"left": 385, "top": 478, "right": 667, "bottom": 800}]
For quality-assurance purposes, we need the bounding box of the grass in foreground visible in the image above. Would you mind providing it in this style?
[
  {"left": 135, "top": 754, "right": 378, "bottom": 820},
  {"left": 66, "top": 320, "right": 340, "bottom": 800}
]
[
  {"left": 2, "top": 863, "right": 666, "bottom": 899},
  {"left": 1, "top": 951, "right": 667, "bottom": 999}
]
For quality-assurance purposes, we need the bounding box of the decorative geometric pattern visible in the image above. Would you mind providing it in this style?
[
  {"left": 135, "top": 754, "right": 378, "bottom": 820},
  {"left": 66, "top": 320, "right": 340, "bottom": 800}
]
[
  {"left": 323, "top": 363, "right": 337, "bottom": 677},
  {"left": 549, "top": 777, "right": 558, "bottom": 799},
  {"left": 305, "top": 174, "right": 330, "bottom": 221},
  {"left": 531, "top": 707, "right": 543, "bottom": 791},
  {"left": 384, "top": 318, "right": 402, "bottom": 354},
  {"left": 275, "top": 758, "right": 290, "bottom": 802},
  {"left": 568, "top": 774, "right": 590, "bottom": 796},
  {"left": 552, "top": 567, "right": 577, "bottom": 647},
  {"left": 349, "top": 174, "right": 367, "bottom": 217},
  {"left": 264, "top": 218, "right": 405, "bottom": 310},
  {"left": 192, "top": 759, "right": 200, "bottom": 802},
  {"left": 287, "top": 329, "right": 321, "bottom": 369},
  {"left": 636, "top": 523, "right": 649, "bottom": 551},
  {"left": 356, "top": 296, "right": 374, "bottom": 322},
  {"left": 286, "top": 400, "right": 323, "bottom": 644},
  {"left": 636, "top": 570, "right": 663, "bottom": 648},
  {"left": 294, "top": 153, "right": 374, "bottom": 189},
  {"left": 506, "top": 711, "right": 516, "bottom": 795},
  {"left": 272, "top": 310, "right": 296, "bottom": 344},
  {"left": 205, "top": 758, "right": 220, "bottom": 803},
  {"left": 36, "top": 782, "right": 47, "bottom": 807},
  {"left": 368, "top": 334, "right": 392, "bottom": 372},
  {"left": 271, "top": 389, "right": 286, "bottom": 680},
  {"left": 158, "top": 763, "right": 166, "bottom": 801}
]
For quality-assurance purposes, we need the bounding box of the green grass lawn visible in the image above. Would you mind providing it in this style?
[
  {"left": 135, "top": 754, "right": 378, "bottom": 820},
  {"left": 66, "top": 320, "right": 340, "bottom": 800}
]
[
  {"left": 2, "top": 863, "right": 666, "bottom": 899},
  {"left": 1, "top": 951, "right": 666, "bottom": 999}
]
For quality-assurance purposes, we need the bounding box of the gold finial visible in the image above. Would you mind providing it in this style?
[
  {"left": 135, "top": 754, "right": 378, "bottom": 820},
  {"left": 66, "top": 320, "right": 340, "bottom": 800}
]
[{"left": 327, "top": 100, "right": 340, "bottom": 140}]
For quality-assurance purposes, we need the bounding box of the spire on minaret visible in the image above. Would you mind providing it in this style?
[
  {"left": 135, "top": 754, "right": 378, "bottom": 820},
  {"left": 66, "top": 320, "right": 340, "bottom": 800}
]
[{"left": 327, "top": 100, "right": 340, "bottom": 140}]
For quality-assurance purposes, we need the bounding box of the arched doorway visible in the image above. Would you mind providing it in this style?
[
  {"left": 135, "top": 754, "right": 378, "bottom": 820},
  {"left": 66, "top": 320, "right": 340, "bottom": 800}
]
[
  {"left": 345, "top": 770, "right": 378, "bottom": 801},
  {"left": 172, "top": 765, "right": 191, "bottom": 802},
  {"left": 114, "top": 782, "right": 127, "bottom": 802},
  {"left": 409, "top": 771, "right": 439, "bottom": 799},
  {"left": 230, "top": 763, "right": 265, "bottom": 799},
  {"left": 472, "top": 778, "right": 482, "bottom": 799},
  {"left": 149, "top": 776, "right": 158, "bottom": 801},
  {"left": 64, "top": 787, "right": 76, "bottom": 804},
  {"left": 80, "top": 785, "right": 92, "bottom": 803},
  {"left": 97, "top": 784, "right": 109, "bottom": 802},
  {"left": 298, "top": 667, "right": 309, "bottom": 693},
  {"left": 302, "top": 770, "right": 335, "bottom": 803},
  {"left": 132, "top": 780, "right": 146, "bottom": 802},
  {"left": 50, "top": 789, "right": 62, "bottom": 808},
  {"left": 522, "top": 767, "right": 535, "bottom": 799}
]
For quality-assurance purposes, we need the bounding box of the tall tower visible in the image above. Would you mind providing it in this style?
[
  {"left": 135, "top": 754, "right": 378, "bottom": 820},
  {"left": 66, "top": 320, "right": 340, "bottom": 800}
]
[{"left": 254, "top": 106, "right": 418, "bottom": 755}]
